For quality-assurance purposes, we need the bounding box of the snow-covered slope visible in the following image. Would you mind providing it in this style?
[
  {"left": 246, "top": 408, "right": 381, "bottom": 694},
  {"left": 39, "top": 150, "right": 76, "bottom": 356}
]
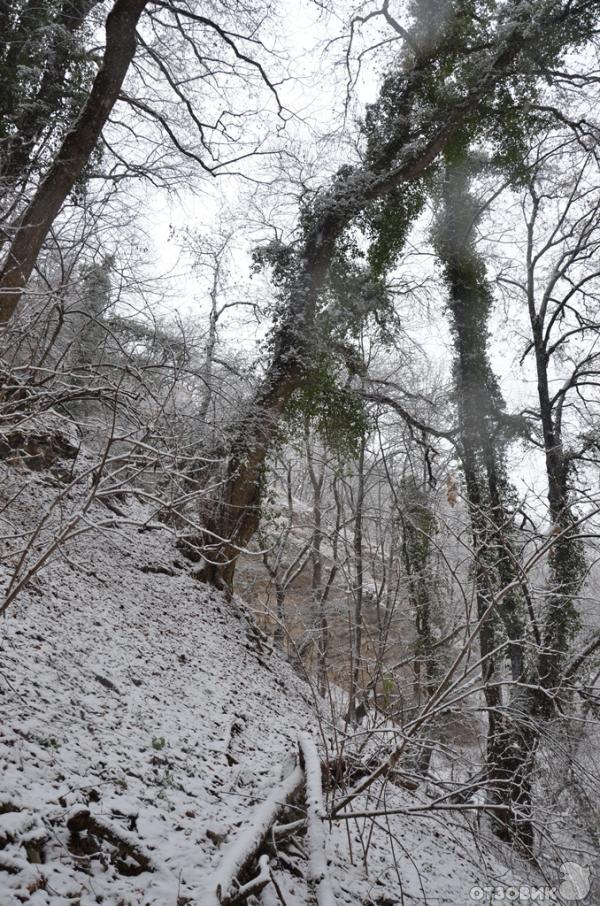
[{"left": 0, "top": 457, "right": 537, "bottom": 905}]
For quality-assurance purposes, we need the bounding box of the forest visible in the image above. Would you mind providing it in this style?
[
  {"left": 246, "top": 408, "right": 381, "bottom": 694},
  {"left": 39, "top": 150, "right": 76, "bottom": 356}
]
[{"left": 2, "top": 1, "right": 600, "bottom": 904}]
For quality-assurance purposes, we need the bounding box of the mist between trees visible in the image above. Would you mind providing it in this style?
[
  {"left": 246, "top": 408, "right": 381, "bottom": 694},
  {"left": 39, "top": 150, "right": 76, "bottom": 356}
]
[{"left": 2, "top": 0, "right": 600, "bottom": 901}]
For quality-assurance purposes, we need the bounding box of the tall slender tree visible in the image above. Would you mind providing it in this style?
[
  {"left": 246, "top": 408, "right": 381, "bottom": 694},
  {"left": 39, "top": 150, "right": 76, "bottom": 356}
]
[{"left": 433, "top": 153, "right": 536, "bottom": 850}]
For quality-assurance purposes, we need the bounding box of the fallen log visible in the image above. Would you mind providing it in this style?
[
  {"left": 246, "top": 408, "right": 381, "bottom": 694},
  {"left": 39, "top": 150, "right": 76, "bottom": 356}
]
[
  {"left": 299, "top": 733, "right": 336, "bottom": 906},
  {"left": 224, "top": 854, "right": 272, "bottom": 904},
  {"left": 67, "top": 806, "right": 154, "bottom": 876},
  {"left": 206, "top": 736, "right": 417, "bottom": 904},
  {"left": 205, "top": 763, "right": 304, "bottom": 905}
]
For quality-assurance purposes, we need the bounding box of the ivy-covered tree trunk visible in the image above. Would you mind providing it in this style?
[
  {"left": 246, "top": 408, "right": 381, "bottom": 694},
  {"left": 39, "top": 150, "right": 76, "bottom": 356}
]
[
  {"left": 435, "top": 156, "right": 535, "bottom": 853},
  {"left": 196, "top": 0, "right": 600, "bottom": 593},
  {"left": 196, "top": 357, "right": 305, "bottom": 592}
]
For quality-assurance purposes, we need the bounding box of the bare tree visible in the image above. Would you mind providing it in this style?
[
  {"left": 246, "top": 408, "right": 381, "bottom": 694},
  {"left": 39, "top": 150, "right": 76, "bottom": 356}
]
[{"left": 500, "top": 143, "right": 600, "bottom": 706}]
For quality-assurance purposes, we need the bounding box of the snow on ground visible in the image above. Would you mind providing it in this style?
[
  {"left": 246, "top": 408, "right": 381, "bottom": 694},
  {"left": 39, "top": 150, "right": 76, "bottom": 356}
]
[{"left": 0, "top": 456, "right": 542, "bottom": 904}]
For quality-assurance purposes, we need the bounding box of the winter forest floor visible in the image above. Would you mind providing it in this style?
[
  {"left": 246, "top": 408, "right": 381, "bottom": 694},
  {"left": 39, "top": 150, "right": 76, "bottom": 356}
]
[{"left": 0, "top": 451, "right": 574, "bottom": 904}]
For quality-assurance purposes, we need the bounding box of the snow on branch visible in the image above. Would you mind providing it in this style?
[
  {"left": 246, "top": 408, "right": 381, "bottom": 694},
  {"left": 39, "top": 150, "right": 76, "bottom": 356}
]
[{"left": 299, "top": 733, "right": 337, "bottom": 906}]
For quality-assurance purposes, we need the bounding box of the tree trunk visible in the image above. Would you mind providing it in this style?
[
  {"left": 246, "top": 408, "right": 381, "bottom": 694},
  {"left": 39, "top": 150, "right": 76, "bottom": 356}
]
[
  {"left": 528, "top": 306, "right": 584, "bottom": 713},
  {"left": 348, "top": 432, "right": 365, "bottom": 724},
  {"left": 197, "top": 278, "right": 219, "bottom": 437},
  {"left": 0, "top": 0, "right": 148, "bottom": 326},
  {"left": 436, "top": 155, "right": 535, "bottom": 853},
  {"left": 306, "top": 433, "right": 328, "bottom": 695},
  {"left": 399, "top": 477, "right": 439, "bottom": 776},
  {"left": 0, "top": 0, "right": 101, "bottom": 185},
  {"left": 196, "top": 139, "right": 450, "bottom": 591}
]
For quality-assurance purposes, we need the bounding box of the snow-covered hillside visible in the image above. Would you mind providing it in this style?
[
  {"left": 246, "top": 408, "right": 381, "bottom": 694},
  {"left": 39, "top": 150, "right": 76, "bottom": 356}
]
[{"left": 0, "top": 456, "right": 544, "bottom": 905}]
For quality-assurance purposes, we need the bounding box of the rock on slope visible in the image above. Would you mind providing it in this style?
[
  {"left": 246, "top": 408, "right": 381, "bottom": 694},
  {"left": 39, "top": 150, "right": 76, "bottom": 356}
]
[{"left": 0, "top": 458, "right": 530, "bottom": 905}]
